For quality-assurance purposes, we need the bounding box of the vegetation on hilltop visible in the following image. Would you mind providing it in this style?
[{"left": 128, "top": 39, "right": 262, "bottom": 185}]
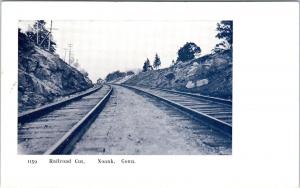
[{"left": 123, "top": 20, "right": 233, "bottom": 99}]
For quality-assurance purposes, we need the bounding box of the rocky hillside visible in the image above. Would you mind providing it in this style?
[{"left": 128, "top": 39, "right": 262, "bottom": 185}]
[
  {"left": 124, "top": 50, "right": 232, "bottom": 99},
  {"left": 18, "top": 30, "right": 93, "bottom": 112}
]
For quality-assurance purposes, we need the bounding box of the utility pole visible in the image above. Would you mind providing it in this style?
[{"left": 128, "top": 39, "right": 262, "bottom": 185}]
[
  {"left": 37, "top": 20, "right": 57, "bottom": 51},
  {"left": 63, "top": 48, "right": 68, "bottom": 62},
  {"left": 36, "top": 22, "right": 39, "bottom": 45},
  {"left": 48, "top": 20, "right": 53, "bottom": 51},
  {"left": 68, "top": 44, "right": 73, "bottom": 65}
]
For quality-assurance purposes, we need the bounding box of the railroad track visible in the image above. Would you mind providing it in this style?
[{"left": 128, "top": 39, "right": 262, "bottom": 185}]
[
  {"left": 18, "top": 83, "right": 231, "bottom": 155},
  {"left": 120, "top": 84, "right": 232, "bottom": 137},
  {"left": 18, "top": 84, "right": 113, "bottom": 155},
  {"left": 71, "top": 85, "right": 231, "bottom": 155},
  {"left": 19, "top": 85, "right": 103, "bottom": 123}
]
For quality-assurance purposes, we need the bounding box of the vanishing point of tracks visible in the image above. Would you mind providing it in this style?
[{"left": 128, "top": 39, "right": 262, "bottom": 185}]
[{"left": 18, "top": 84, "right": 232, "bottom": 155}]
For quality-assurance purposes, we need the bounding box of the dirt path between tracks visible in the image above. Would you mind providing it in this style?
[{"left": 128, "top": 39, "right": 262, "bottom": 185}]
[{"left": 72, "top": 85, "right": 231, "bottom": 155}]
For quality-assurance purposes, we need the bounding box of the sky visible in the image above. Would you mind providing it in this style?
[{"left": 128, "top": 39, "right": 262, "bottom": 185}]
[{"left": 19, "top": 20, "right": 220, "bottom": 82}]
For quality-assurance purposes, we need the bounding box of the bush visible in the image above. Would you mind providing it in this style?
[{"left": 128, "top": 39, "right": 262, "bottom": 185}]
[
  {"left": 126, "top": 71, "right": 134, "bottom": 75},
  {"left": 165, "top": 72, "right": 175, "bottom": 80}
]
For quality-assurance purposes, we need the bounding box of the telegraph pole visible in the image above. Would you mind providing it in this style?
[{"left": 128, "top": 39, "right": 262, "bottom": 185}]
[
  {"left": 48, "top": 20, "right": 53, "bottom": 51},
  {"left": 63, "top": 48, "right": 68, "bottom": 62},
  {"left": 36, "top": 22, "right": 39, "bottom": 45},
  {"left": 37, "top": 20, "right": 57, "bottom": 51},
  {"left": 68, "top": 44, "right": 73, "bottom": 64}
]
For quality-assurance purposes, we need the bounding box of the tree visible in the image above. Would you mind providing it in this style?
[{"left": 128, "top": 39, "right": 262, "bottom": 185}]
[
  {"left": 18, "top": 28, "right": 34, "bottom": 53},
  {"left": 215, "top": 20, "right": 233, "bottom": 50},
  {"left": 142, "top": 58, "right": 152, "bottom": 72},
  {"left": 25, "top": 26, "right": 36, "bottom": 43},
  {"left": 176, "top": 42, "right": 201, "bottom": 62},
  {"left": 28, "top": 20, "right": 56, "bottom": 53},
  {"left": 79, "top": 68, "right": 89, "bottom": 77},
  {"left": 153, "top": 53, "right": 161, "bottom": 70},
  {"left": 105, "top": 70, "right": 126, "bottom": 82},
  {"left": 69, "top": 56, "right": 75, "bottom": 65}
]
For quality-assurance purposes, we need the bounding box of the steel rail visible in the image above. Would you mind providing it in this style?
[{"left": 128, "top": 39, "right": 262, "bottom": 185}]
[
  {"left": 153, "top": 87, "right": 232, "bottom": 106},
  {"left": 121, "top": 84, "right": 231, "bottom": 137},
  {"left": 18, "top": 85, "right": 103, "bottom": 124},
  {"left": 44, "top": 85, "right": 113, "bottom": 155}
]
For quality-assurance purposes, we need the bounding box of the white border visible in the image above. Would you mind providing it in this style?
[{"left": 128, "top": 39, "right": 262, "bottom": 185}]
[{"left": 1, "top": 2, "right": 299, "bottom": 188}]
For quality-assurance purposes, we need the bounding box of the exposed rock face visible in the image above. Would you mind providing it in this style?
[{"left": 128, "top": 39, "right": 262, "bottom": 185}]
[
  {"left": 124, "top": 50, "right": 232, "bottom": 99},
  {"left": 18, "top": 44, "right": 93, "bottom": 112}
]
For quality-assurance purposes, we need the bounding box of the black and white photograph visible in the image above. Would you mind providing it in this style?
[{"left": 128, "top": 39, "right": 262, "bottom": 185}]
[
  {"left": 1, "top": 2, "right": 299, "bottom": 188},
  {"left": 18, "top": 20, "right": 233, "bottom": 155}
]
